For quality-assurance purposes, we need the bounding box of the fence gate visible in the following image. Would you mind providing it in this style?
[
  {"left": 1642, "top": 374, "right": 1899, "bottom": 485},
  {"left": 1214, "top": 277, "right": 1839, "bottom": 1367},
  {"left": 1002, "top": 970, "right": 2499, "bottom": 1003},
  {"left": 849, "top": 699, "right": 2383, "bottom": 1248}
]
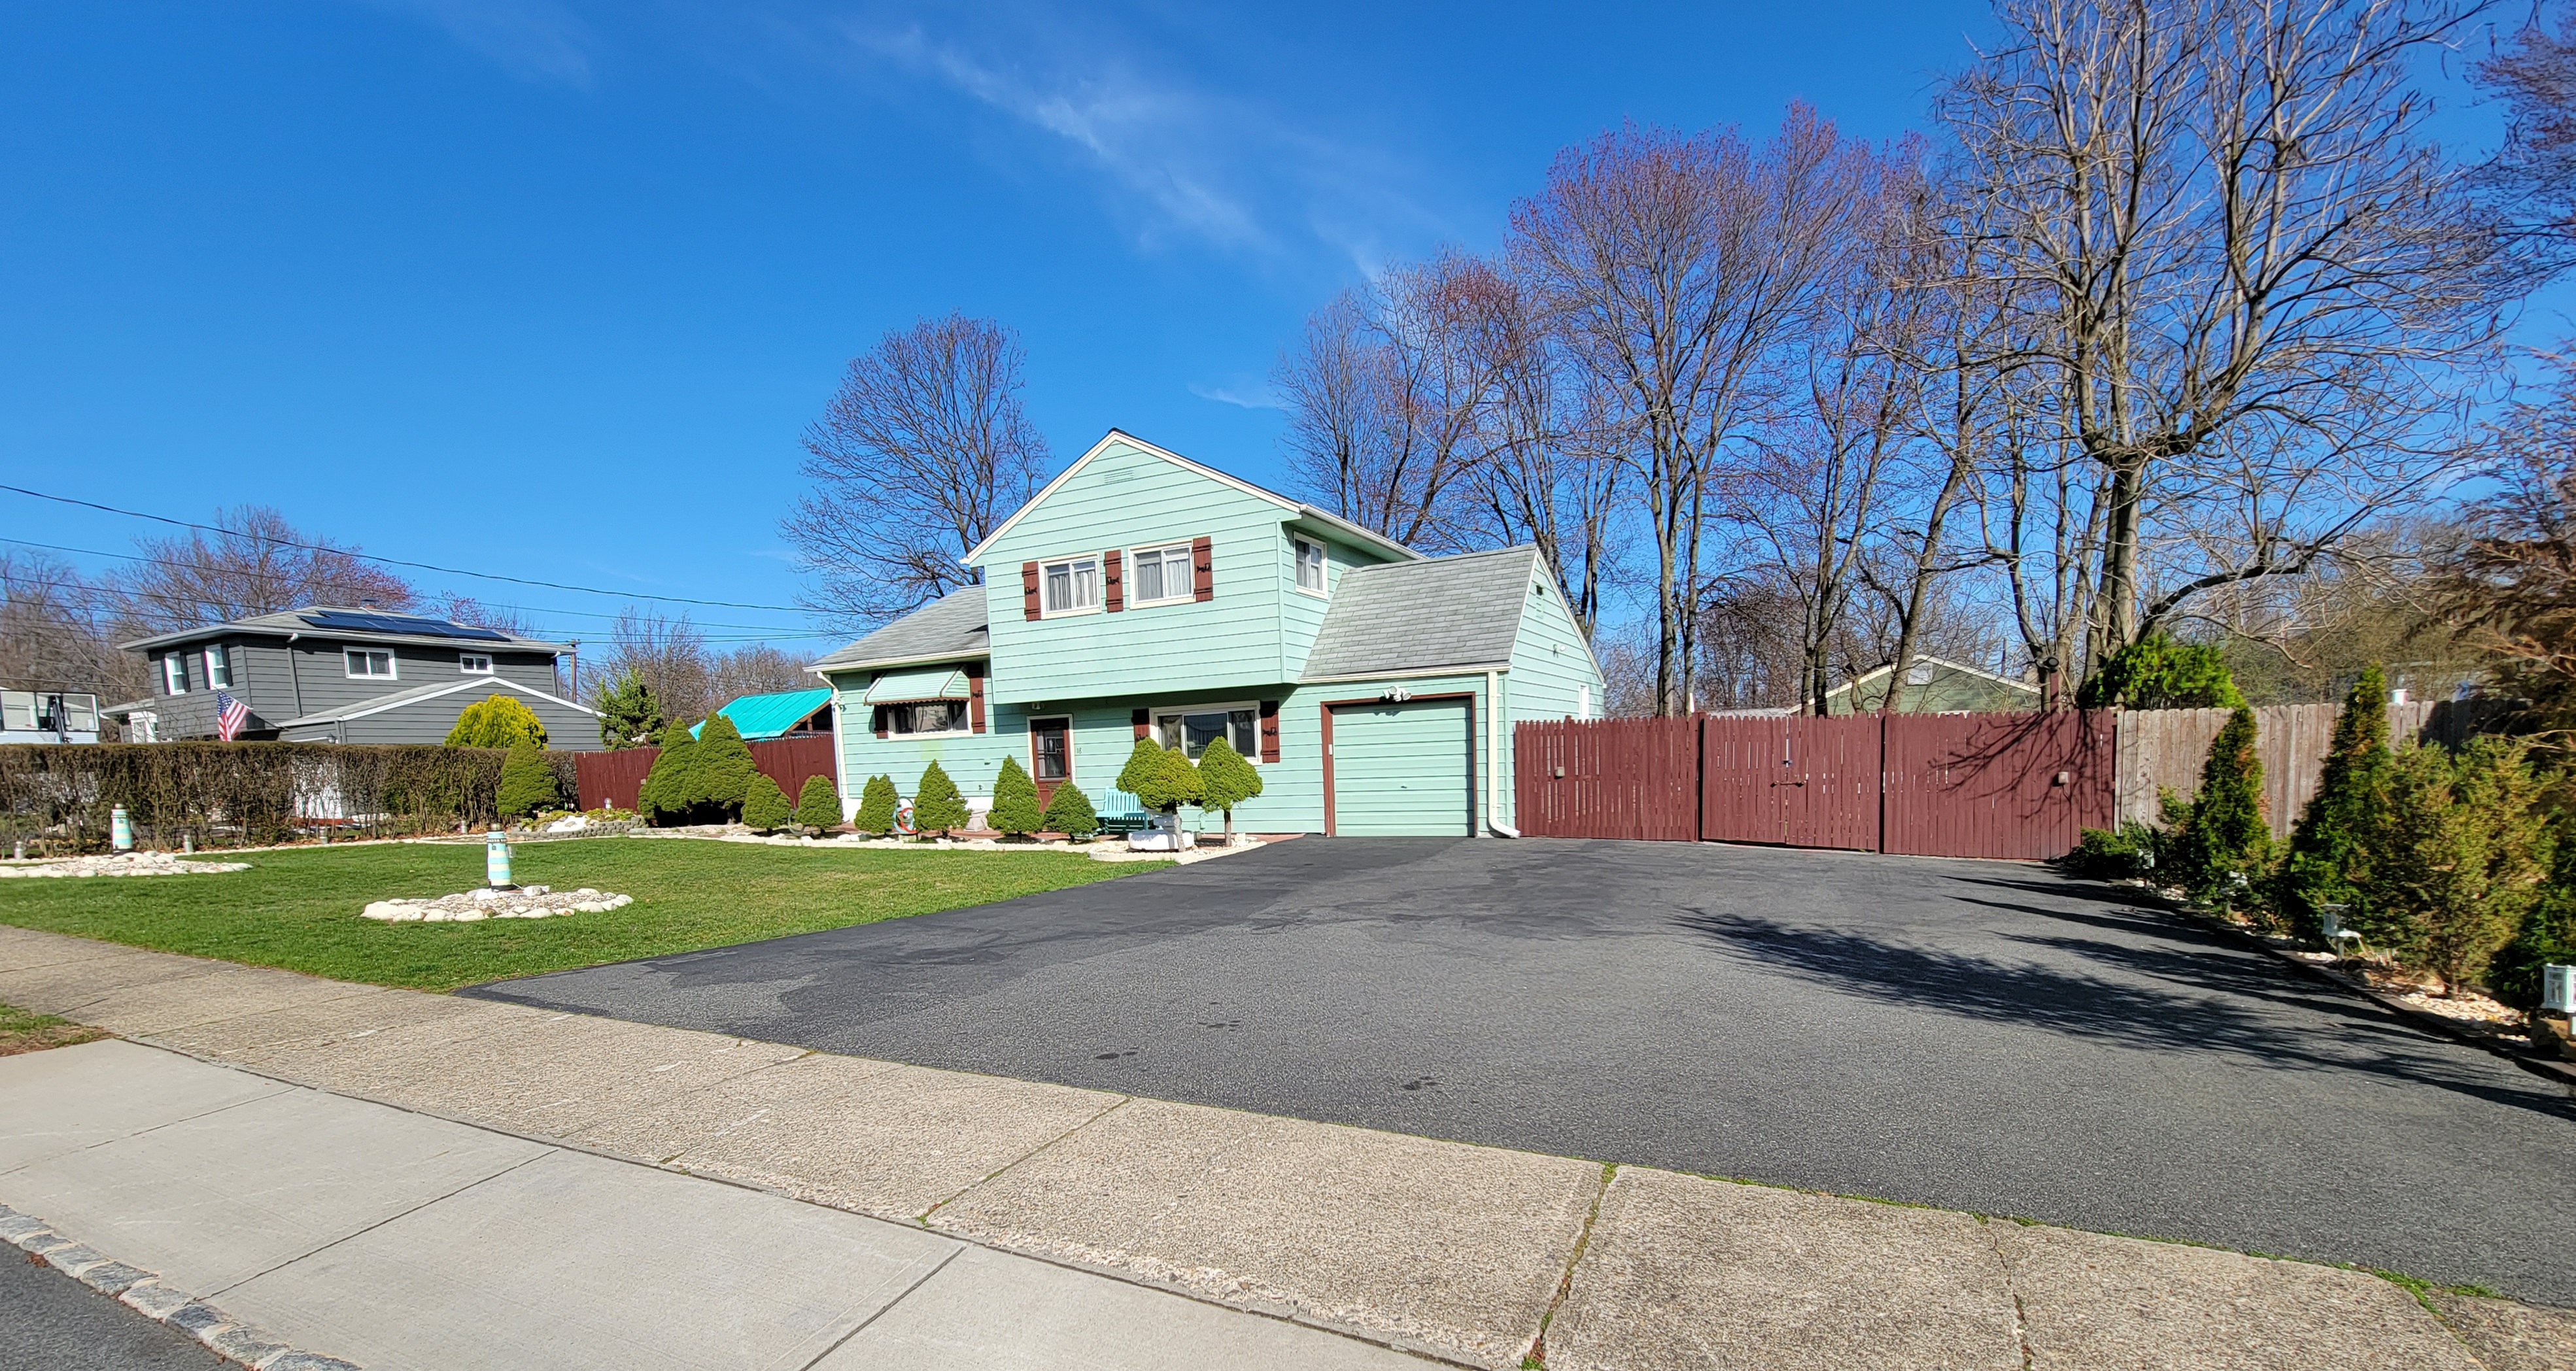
[
  {"left": 1512, "top": 717, "right": 1698, "bottom": 841},
  {"left": 1881, "top": 711, "right": 2114, "bottom": 860},
  {"left": 1698, "top": 717, "right": 1783, "bottom": 844},
  {"left": 1777, "top": 716, "right": 1881, "bottom": 851}
]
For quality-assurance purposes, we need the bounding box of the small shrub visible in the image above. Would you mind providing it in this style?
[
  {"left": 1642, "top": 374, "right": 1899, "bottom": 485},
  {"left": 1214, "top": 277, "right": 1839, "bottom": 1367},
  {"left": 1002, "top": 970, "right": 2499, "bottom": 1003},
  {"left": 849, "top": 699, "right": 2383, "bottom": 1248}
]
[
  {"left": 989, "top": 756, "right": 1043, "bottom": 836},
  {"left": 637, "top": 722, "right": 698, "bottom": 826},
  {"left": 742, "top": 773, "right": 794, "bottom": 831},
  {"left": 794, "top": 775, "right": 842, "bottom": 830},
  {"left": 2062, "top": 822, "right": 2158, "bottom": 881},
  {"left": 496, "top": 741, "right": 560, "bottom": 819},
  {"left": 2077, "top": 634, "right": 2246, "bottom": 710},
  {"left": 1194, "top": 736, "right": 1263, "bottom": 845},
  {"left": 853, "top": 774, "right": 899, "bottom": 834},
  {"left": 445, "top": 694, "right": 549, "bottom": 749},
  {"left": 689, "top": 714, "right": 758, "bottom": 819},
  {"left": 2165, "top": 706, "right": 2269, "bottom": 906},
  {"left": 913, "top": 760, "right": 968, "bottom": 834},
  {"left": 1040, "top": 781, "right": 1100, "bottom": 839}
]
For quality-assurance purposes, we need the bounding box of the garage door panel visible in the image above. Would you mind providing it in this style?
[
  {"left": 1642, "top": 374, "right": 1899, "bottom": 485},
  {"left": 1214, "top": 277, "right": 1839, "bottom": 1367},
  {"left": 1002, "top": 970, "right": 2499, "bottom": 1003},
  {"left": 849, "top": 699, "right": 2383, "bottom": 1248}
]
[{"left": 1331, "top": 700, "right": 1474, "bottom": 837}]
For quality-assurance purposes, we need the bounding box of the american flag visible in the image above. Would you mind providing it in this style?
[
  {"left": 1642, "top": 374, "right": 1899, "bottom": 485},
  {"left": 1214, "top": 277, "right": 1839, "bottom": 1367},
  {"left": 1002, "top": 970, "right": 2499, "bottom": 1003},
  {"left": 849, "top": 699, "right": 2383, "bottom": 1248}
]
[{"left": 215, "top": 690, "right": 250, "bottom": 741}]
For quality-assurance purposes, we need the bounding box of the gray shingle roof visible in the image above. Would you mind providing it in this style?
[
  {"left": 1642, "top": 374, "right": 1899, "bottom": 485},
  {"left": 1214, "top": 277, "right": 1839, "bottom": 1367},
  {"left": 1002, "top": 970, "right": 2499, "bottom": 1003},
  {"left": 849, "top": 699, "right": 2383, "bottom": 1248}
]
[
  {"left": 120, "top": 606, "right": 570, "bottom": 654},
  {"left": 1300, "top": 546, "right": 1541, "bottom": 681},
  {"left": 810, "top": 587, "right": 990, "bottom": 673}
]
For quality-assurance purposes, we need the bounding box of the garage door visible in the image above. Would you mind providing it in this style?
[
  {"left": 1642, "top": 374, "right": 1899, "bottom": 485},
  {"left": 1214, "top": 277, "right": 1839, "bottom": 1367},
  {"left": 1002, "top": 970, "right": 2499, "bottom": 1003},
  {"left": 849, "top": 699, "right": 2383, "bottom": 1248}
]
[{"left": 1329, "top": 699, "right": 1475, "bottom": 836}]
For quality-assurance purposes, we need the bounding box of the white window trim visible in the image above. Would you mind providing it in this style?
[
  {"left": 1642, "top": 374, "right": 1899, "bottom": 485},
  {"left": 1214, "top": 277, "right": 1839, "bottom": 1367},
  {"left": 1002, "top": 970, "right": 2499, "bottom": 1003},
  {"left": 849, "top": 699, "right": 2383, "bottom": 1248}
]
[
  {"left": 1293, "top": 536, "right": 1329, "bottom": 598},
  {"left": 203, "top": 645, "right": 232, "bottom": 690},
  {"left": 1150, "top": 700, "right": 1264, "bottom": 766},
  {"left": 1027, "top": 714, "right": 1074, "bottom": 784},
  {"left": 1039, "top": 554, "right": 1103, "bottom": 619},
  {"left": 1125, "top": 542, "right": 1197, "bottom": 607},
  {"left": 162, "top": 654, "right": 188, "bottom": 695},
  {"left": 459, "top": 653, "right": 494, "bottom": 675},
  {"left": 884, "top": 700, "right": 972, "bottom": 738},
  {"left": 343, "top": 647, "right": 398, "bottom": 681}
]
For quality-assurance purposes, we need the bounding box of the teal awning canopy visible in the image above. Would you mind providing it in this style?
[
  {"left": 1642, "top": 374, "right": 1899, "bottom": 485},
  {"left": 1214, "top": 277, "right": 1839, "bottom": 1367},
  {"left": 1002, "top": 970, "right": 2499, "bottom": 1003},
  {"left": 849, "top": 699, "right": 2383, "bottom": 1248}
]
[
  {"left": 863, "top": 667, "right": 969, "bottom": 704},
  {"left": 693, "top": 686, "right": 832, "bottom": 741}
]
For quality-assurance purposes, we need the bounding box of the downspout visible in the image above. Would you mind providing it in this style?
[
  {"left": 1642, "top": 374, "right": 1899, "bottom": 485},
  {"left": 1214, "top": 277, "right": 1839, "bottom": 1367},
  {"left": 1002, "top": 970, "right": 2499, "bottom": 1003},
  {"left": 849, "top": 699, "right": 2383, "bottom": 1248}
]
[
  {"left": 1486, "top": 668, "right": 1519, "bottom": 838},
  {"left": 822, "top": 668, "right": 853, "bottom": 823}
]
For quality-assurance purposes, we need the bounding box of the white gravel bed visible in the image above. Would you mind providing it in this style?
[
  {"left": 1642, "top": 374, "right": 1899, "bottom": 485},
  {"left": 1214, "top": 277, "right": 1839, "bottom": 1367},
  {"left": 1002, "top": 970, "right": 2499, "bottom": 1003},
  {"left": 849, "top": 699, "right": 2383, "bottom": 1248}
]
[
  {"left": 361, "top": 885, "right": 633, "bottom": 922},
  {"left": 0, "top": 852, "right": 251, "bottom": 878}
]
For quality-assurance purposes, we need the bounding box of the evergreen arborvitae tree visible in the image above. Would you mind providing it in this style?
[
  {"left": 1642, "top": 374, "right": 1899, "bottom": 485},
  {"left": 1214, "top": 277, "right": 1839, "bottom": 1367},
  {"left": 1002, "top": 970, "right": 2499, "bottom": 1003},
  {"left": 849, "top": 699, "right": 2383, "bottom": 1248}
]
[
  {"left": 2169, "top": 706, "right": 2269, "bottom": 904},
  {"left": 1194, "top": 736, "right": 1262, "bottom": 845},
  {"left": 445, "top": 694, "right": 549, "bottom": 749},
  {"left": 496, "top": 741, "right": 560, "bottom": 819},
  {"left": 689, "top": 714, "right": 758, "bottom": 819},
  {"left": 853, "top": 774, "right": 899, "bottom": 834},
  {"left": 1039, "top": 781, "right": 1100, "bottom": 839},
  {"left": 2492, "top": 817, "right": 2576, "bottom": 1009},
  {"left": 988, "top": 756, "right": 1044, "bottom": 836},
  {"left": 794, "top": 775, "right": 843, "bottom": 830},
  {"left": 2379, "top": 739, "right": 2552, "bottom": 996},
  {"left": 592, "top": 668, "right": 662, "bottom": 749},
  {"left": 742, "top": 773, "right": 793, "bottom": 830},
  {"left": 638, "top": 722, "right": 698, "bottom": 825},
  {"left": 913, "top": 760, "right": 968, "bottom": 834},
  {"left": 2273, "top": 665, "right": 2394, "bottom": 941},
  {"left": 2076, "top": 634, "right": 2248, "bottom": 710}
]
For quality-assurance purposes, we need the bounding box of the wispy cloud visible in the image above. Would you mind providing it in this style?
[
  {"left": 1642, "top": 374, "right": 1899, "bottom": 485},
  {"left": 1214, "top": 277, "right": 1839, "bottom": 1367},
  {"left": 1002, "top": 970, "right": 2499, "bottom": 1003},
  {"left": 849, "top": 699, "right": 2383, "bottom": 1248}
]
[
  {"left": 360, "top": 0, "right": 597, "bottom": 87},
  {"left": 1188, "top": 380, "right": 1281, "bottom": 411}
]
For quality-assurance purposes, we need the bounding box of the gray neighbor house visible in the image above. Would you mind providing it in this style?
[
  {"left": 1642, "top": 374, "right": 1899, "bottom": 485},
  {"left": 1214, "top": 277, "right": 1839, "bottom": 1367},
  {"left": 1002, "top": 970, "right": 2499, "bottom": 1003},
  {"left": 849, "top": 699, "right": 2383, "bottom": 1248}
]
[{"left": 105, "top": 607, "right": 601, "bottom": 748}]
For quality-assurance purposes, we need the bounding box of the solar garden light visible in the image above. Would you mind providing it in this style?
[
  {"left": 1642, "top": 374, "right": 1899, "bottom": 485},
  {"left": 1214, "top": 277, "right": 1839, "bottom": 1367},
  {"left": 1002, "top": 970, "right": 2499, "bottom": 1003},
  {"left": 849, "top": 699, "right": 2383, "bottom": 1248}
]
[
  {"left": 2543, "top": 965, "right": 2576, "bottom": 1018},
  {"left": 2318, "top": 902, "right": 2363, "bottom": 956},
  {"left": 485, "top": 826, "right": 516, "bottom": 890},
  {"left": 111, "top": 805, "right": 132, "bottom": 852}
]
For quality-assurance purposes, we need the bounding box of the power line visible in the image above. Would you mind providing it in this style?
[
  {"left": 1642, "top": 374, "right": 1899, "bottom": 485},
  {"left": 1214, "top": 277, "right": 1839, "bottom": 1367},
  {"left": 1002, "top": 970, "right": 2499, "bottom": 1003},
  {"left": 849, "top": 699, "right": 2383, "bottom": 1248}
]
[{"left": 0, "top": 484, "right": 819, "bottom": 615}]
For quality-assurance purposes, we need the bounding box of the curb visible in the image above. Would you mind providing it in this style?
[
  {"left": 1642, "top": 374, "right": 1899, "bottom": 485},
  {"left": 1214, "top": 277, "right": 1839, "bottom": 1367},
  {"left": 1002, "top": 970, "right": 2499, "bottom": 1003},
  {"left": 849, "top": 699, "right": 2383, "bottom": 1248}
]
[{"left": 1, "top": 1202, "right": 362, "bottom": 1370}]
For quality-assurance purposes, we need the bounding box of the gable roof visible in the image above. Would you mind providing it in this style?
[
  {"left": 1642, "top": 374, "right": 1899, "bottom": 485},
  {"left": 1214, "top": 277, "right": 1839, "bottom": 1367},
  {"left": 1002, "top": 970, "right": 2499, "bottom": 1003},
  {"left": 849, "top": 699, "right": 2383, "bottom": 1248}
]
[
  {"left": 809, "top": 586, "right": 989, "bottom": 674},
  {"left": 270, "top": 675, "right": 596, "bottom": 732},
  {"left": 695, "top": 686, "right": 833, "bottom": 741},
  {"left": 1300, "top": 546, "right": 1543, "bottom": 681},
  {"left": 1823, "top": 654, "right": 2040, "bottom": 702},
  {"left": 961, "top": 430, "right": 1424, "bottom": 567},
  {"left": 121, "top": 606, "right": 570, "bottom": 654}
]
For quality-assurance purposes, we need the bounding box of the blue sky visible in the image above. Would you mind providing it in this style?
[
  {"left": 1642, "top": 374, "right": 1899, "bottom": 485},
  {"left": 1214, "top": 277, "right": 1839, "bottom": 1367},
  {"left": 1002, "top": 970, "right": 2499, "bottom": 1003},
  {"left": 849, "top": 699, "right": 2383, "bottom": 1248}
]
[{"left": 0, "top": 1, "right": 2545, "bottom": 652}]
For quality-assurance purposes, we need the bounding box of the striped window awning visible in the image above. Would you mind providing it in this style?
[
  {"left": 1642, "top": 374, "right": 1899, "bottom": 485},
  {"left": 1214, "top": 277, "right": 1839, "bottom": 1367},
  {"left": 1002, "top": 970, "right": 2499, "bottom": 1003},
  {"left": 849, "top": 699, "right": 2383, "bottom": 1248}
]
[{"left": 863, "top": 667, "right": 970, "bottom": 705}]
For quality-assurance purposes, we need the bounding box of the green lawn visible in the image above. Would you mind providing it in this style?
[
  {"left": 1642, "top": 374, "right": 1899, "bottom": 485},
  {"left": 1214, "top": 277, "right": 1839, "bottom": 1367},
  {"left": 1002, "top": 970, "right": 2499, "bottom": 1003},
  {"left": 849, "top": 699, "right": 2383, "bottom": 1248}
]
[{"left": 0, "top": 837, "right": 1163, "bottom": 991}]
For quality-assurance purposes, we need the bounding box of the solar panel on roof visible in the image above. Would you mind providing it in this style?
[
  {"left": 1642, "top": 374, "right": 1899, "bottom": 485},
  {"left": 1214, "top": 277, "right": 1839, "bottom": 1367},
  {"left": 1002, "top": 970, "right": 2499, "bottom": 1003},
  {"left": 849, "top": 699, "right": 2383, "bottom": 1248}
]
[{"left": 300, "top": 611, "right": 508, "bottom": 641}]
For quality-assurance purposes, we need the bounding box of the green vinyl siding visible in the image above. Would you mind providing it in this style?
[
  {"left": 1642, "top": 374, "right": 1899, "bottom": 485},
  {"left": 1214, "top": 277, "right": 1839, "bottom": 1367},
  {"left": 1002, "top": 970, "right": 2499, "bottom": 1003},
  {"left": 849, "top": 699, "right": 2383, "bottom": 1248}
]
[
  {"left": 1502, "top": 574, "right": 1606, "bottom": 830},
  {"left": 1330, "top": 698, "right": 1476, "bottom": 836},
  {"left": 1275, "top": 528, "right": 1390, "bottom": 681}
]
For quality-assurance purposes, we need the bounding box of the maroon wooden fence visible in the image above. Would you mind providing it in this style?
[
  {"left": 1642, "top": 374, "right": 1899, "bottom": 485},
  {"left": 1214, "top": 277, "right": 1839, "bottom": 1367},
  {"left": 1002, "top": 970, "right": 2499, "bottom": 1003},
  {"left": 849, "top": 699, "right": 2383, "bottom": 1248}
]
[
  {"left": 575, "top": 734, "right": 838, "bottom": 813},
  {"left": 1516, "top": 709, "right": 2117, "bottom": 861}
]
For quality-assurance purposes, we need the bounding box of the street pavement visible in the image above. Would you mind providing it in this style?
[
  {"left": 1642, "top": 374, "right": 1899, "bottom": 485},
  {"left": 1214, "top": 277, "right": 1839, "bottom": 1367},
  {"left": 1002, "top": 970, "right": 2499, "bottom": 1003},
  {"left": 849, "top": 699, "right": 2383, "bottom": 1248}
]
[
  {"left": 0, "top": 1243, "right": 229, "bottom": 1371},
  {"left": 467, "top": 836, "right": 2576, "bottom": 1307}
]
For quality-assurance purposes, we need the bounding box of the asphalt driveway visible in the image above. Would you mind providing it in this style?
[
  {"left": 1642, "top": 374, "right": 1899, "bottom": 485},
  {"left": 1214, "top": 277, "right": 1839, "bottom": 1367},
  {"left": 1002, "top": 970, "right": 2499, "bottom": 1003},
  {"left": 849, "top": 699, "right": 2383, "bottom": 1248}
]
[{"left": 466, "top": 837, "right": 2576, "bottom": 1304}]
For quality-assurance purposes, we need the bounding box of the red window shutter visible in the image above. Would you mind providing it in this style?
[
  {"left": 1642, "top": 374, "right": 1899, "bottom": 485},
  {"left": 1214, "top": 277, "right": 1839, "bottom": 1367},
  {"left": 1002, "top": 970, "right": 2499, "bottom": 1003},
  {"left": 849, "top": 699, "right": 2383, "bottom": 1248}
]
[
  {"left": 1131, "top": 708, "right": 1150, "bottom": 739},
  {"left": 1192, "top": 536, "right": 1214, "bottom": 601},
  {"left": 1021, "top": 562, "right": 1042, "bottom": 620},
  {"left": 967, "top": 664, "right": 986, "bottom": 734},
  {"left": 1105, "top": 550, "right": 1124, "bottom": 612},
  {"left": 1259, "top": 700, "right": 1280, "bottom": 762},
  {"left": 872, "top": 705, "right": 888, "bottom": 739}
]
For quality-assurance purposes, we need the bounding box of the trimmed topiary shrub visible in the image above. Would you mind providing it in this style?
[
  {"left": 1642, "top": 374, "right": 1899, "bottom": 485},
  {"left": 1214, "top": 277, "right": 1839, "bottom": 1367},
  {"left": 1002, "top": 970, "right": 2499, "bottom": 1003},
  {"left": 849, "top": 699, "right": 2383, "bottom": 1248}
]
[
  {"left": 913, "top": 760, "right": 968, "bottom": 834},
  {"left": 1115, "top": 736, "right": 1167, "bottom": 805},
  {"left": 2165, "top": 706, "right": 2269, "bottom": 906},
  {"left": 445, "top": 694, "right": 549, "bottom": 749},
  {"left": 1194, "top": 736, "right": 1262, "bottom": 845},
  {"left": 638, "top": 722, "right": 698, "bottom": 825},
  {"left": 689, "top": 714, "right": 758, "bottom": 820},
  {"left": 2076, "top": 634, "right": 2247, "bottom": 710},
  {"left": 794, "top": 775, "right": 842, "bottom": 830},
  {"left": 1040, "top": 781, "right": 1099, "bottom": 839},
  {"left": 742, "top": 773, "right": 794, "bottom": 832},
  {"left": 989, "top": 756, "right": 1043, "bottom": 836},
  {"left": 2273, "top": 665, "right": 2395, "bottom": 941},
  {"left": 496, "top": 741, "right": 560, "bottom": 819},
  {"left": 1120, "top": 740, "right": 1201, "bottom": 816},
  {"left": 853, "top": 774, "right": 898, "bottom": 834}
]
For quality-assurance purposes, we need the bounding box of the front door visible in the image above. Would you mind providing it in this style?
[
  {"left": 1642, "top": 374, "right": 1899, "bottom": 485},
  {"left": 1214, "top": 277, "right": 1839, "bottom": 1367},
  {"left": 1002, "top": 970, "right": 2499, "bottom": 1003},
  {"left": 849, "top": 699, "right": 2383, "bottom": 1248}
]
[{"left": 1029, "top": 716, "right": 1071, "bottom": 807}]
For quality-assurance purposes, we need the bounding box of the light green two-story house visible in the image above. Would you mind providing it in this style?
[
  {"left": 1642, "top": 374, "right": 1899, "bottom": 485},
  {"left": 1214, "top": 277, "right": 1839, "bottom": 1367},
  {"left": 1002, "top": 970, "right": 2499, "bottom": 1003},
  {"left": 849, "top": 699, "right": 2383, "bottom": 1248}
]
[{"left": 807, "top": 430, "right": 1605, "bottom": 837}]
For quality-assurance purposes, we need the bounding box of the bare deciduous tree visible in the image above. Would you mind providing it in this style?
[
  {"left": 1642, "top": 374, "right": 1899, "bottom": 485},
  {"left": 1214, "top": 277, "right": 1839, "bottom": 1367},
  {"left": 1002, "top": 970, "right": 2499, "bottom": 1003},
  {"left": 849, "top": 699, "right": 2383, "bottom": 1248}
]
[
  {"left": 103, "top": 505, "right": 416, "bottom": 634},
  {"left": 787, "top": 314, "right": 1050, "bottom": 630},
  {"left": 2477, "top": 4, "right": 2576, "bottom": 262},
  {"left": 0, "top": 550, "right": 148, "bottom": 704}
]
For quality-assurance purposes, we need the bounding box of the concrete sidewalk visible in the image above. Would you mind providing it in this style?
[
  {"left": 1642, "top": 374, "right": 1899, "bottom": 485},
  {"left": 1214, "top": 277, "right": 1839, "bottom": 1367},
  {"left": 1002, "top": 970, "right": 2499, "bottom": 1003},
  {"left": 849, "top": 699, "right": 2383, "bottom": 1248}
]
[{"left": 2, "top": 924, "right": 2569, "bottom": 1371}]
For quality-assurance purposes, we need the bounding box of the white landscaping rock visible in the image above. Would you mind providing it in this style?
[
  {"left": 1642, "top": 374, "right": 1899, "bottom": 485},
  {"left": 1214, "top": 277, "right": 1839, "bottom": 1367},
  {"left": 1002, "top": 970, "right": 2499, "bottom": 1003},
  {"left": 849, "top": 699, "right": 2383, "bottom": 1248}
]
[
  {"left": 360, "top": 885, "right": 633, "bottom": 922},
  {"left": 0, "top": 852, "right": 250, "bottom": 878}
]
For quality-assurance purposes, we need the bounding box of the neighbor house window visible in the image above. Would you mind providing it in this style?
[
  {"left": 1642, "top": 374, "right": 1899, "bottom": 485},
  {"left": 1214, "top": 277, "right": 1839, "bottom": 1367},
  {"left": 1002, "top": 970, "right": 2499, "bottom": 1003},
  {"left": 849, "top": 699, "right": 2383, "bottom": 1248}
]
[
  {"left": 161, "top": 654, "right": 188, "bottom": 695},
  {"left": 1153, "top": 703, "right": 1259, "bottom": 762},
  {"left": 1294, "top": 537, "right": 1326, "bottom": 594},
  {"left": 459, "top": 653, "right": 493, "bottom": 674},
  {"left": 345, "top": 648, "right": 396, "bottom": 679},
  {"left": 203, "top": 645, "right": 232, "bottom": 690},
  {"left": 1127, "top": 543, "right": 1194, "bottom": 606},
  {"left": 1041, "top": 556, "right": 1099, "bottom": 617},
  {"left": 887, "top": 700, "right": 969, "bottom": 736}
]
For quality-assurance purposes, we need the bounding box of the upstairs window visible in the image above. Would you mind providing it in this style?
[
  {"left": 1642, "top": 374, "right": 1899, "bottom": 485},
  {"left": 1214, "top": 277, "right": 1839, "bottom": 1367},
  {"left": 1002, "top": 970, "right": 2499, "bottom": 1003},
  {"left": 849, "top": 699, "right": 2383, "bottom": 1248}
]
[
  {"left": 203, "top": 645, "right": 232, "bottom": 690},
  {"left": 161, "top": 654, "right": 188, "bottom": 695},
  {"left": 1128, "top": 543, "right": 1194, "bottom": 606},
  {"left": 1042, "top": 556, "right": 1099, "bottom": 617},
  {"left": 1294, "top": 537, "right": 1327, "bottom": 594},
  {"left": 345, "top": 648, "right": 397, "bottom": 679},
  {"left": 459, "top": 653, "right": 494, "bottom": 674}
]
